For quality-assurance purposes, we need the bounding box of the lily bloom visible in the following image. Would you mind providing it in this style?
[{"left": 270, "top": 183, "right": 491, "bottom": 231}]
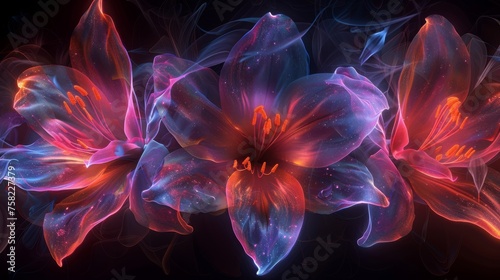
[
  {"left": 390, "top": 15, "right": 500, "bottom": 238},
  {"left": 142, "top": 13, "right": 390, "bottom": 275},
  {"left": 2, "top": 0, "right": 191, "bottom": 267}
]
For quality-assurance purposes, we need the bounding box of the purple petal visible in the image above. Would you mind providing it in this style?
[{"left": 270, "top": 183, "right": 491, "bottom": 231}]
[
  {"left": 358, "top": 150, "right": 414, "bottom": 247},
  {"left": 129, "top": 140, "right": 193, "bottom": 234},
  {"left": 86, "top": 140, "right": 142, "bottom": 166},
  {"left": 43, "top": 164, "right": 132, "bottom": 266},
  {"left": 153, "top": 55, "right": 245, "bottom": 162},
  {"left": 220, "top": 13, "right": 309, "bottom": 132},
  {"left": 1, "top": 140, "right": 104, "bottom": 192},
  {"left": 290, "top": 156, "right": 389, "bottom": 214},
  {"left": 273, "top": 67, "right": 388, "bottom": 168},
  {"left": 226, "top": 170, "right": 305, "bottom": 275},
  {"left": 142, "top": 148, "right": 229, "bottom": 213}
]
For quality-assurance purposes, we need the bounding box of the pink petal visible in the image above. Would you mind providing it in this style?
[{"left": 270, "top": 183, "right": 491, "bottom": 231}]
[
  {"left": 69, "top": 0, "right": 141, "bottom": 140},
  {"left": 358, "top": 150, "right": 414, "bottom": 247},
  {"left": 226, "top": 169, "right": 305, "bottom": 275},
  {"left": 219, "top": 13, "right": 309, "bottom": 132},
  {"left": 410, "top": 167, "right": 500, "bottom": 239},
  {"left": 397, "top": 15, "right": 471, "bottom": 147},
  {"left": 14, "top": 65, "right": 125, "bottom": 153},
  {"left": 43, "top": 164, "right": 133, "bottom": 266}
]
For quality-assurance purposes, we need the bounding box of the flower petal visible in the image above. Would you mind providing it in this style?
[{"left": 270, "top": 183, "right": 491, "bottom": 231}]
[
  {"left": 396, "top": 149, "right": 454, "bottom": 180},
  {"left": 154, "top": 55, "right": 245, "bottom": 162},
  {"left": 142, "top": 148, "right": 228, "bottom": 214},
  {"left": 14, "top": 65, "right": 125, "bottom": 153},
  {"left": 129, "top": 140, "right": 193, "bottom": 234},
  {"left": 358, "top": 150, "right": 414, "bottom": 247},
  {"left": 410, "top": 168, "right": 500, "bottom": 239},
  {"left": 226, "top": 170, "right": 305, "bottom": 275},
  {"left": 397, "top": 15, "right": 471, "bottom": 146},
  {"left": 274, "top": 67, "right": 388, "bottom": 168},
  {"left": 437, "top": 82, "right": 500, "bottom": 167},
  {"left": 86, "top": 140, "right": 142, "bottom": 166},
  {"left": 69, "top": 0, "right": 140, "bottom": 140},
  {"left": 220, "top": 13, "right": 309, "bottom": 131},
  {"left": 290, "top": 156, "right": 389, "bottom": 214},
  {"left": 43, "top": 164, "right": 132, "bottom": 266},
  {"left": 1, "top": 140, "right": 104, "bottom": 192}
]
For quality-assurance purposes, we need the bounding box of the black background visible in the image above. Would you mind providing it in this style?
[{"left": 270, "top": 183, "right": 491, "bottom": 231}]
[{"left": 1, "top": 0, "right": 500, "bottom": 279}]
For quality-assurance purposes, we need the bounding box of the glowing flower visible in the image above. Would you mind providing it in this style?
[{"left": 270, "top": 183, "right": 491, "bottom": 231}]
[
  {"left": 1, "top": 0, "right": 191, "bottom": 266},
  {"left": 142, "top": 13, "right": 390, "bottom": 275},
  {"left": 390, "top": 15, "right": 500, "bottom": 238}
]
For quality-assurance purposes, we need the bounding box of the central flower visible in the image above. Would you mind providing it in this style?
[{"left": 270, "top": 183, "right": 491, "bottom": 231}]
[{"left": 143, "top": 12, "right": 390, "bottom": 275}]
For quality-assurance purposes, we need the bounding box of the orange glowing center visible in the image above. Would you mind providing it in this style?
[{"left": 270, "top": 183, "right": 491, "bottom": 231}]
[
  {"left": 62, "top": 84, "right": 103, "bottom": 150},
  {"left": 233, "top": 105, "right": 289, "bottom": 177},
  {"left": 419, "top": 97, "right": 475, "bottom": 163}
]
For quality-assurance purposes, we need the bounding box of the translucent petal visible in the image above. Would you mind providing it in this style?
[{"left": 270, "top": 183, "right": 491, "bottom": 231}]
[
  {"left": 43, "top": 164, "right": 132, "bottom": 266},
  {"left": 69, "top": 0, "right": 140, "bottom": 140},
  {"left": 154, "top": 55, "right": 245, "bottom": 162},
  {"left": 395, "top": 149, "right": 454, "bottom": 181},
  {"left": 226, "top": 170, "right": 305, "bottom": 275},
  {"left": 129, "top": 140, "right": 193, "bottom": 234},
  {"left": 142, "top": 148, "right": 228, "bottom": 214},
  {"left": 1, "top": 140, "right": 104, "bottom": 192},
  {"left": 397, "top": 15, "right": 471, "bottom": 146},
  {"left": 358, "top": 150, "right": 414, "bottom": 247},
  {"left": 14, "top": 65, "right": 124, "bottom": 152},
  {"left": 410, "top": 168, "right": 500, "bottom": 239},
  {"left": 290, "top": 156, "right": 389, "bottom": 214},
  {"left": 273, "top": 67, "right": 388, "bottom": 168},
  {"left": 220, "top": 13, "right": 309, "bottom": 132},
  {"left": 86, "top": 140, "right": 142, "bottom": 166}
]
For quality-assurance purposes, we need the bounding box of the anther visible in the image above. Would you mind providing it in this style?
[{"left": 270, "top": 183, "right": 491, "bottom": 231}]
[
  {"left": 435, "top": 154, "right": 443, "bottom": 161},
  {"left": 260, "top": 162, "right": 267, "bottom": 174},
  {"left": 242, "top": 157, "right": 250, "bottom": 165},
  {"left": 445, "top": 144, "right": 460, "bottom": 157},
  {"left": 274, "top": 114, "right": 281, "bottom": 127},
  {"left": 270, "top": 164, "right": 278, "bottom": 173},
  {"left": 459, "top": 117, "right": 468, "bottom": 129},
  {"left": 74, "top": 85, "right": 88, "bottom": 96},
  {"left": 67, "top": 91, "right": 76, "bottom": 105},
  {"left": 92, "top": 87, "right": 102, "bottom": 100},
  {"left": 465, "top": 148, "right": 476, "bottom": 159},
  {"left": 63, "top": 101, "right": 72, "bottom": 115},
  {"left": 281, "top": 119, "right": 289, "bottom": 133},
  {"left": 455, "top": 145, "right": 466, "bottom": 157},
  {"left": 233, "top": 160, "right": 238, "bottom": 169}
]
